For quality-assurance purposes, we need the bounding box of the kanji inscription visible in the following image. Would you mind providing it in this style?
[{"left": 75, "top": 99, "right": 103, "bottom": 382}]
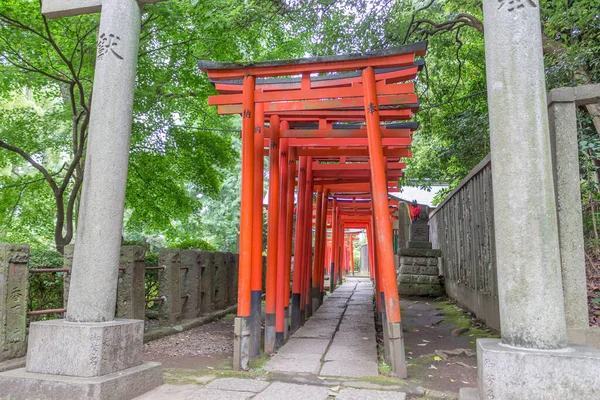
[
  {"left": 97, "top": 33, "right": 124, "bottom": 61},
  {"left": 498, "top": 0, "right": 537, "bottom": 12}
]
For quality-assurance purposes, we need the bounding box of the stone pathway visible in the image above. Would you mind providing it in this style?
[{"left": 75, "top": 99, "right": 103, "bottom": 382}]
[
  {"left": 136, "top": 278, "right": 410, "bottom": 399},
  {"left": 264, "top": 278, "right": 378, "bottom": 378}
]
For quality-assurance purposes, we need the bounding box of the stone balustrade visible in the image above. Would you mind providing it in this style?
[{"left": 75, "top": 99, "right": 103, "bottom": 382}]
[{"left": 0, "top": 243, "right": 246, "bottom": 365}]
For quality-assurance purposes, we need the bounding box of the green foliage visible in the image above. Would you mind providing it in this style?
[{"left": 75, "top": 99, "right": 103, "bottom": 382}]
[
  {"left": 28, "top": 248, "right": 65, "bottom": 321},
  {"left": 172, "top": 238, "right": 216, "bottom": 251}
]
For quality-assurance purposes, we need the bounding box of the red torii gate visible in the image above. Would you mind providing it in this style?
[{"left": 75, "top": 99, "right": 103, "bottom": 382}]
[{"left": 198, "top": 42, "right": 426, "bottom": 378}]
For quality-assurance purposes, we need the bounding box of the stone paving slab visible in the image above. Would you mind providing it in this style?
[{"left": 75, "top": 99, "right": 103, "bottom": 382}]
[
  {"left": 205, "top": 378, "right": 270, "bottom": 393},
  {"left": 134, "top": 384, "right": 199, "bottom": 399},
  {"left": 293, "top": 325, "right": 337, "bottom": 339},
  {"left": 254, "top": 382, "right": 329, "bottom": 400},
  {"left": 324, "top": 344, "right": 377, "bottom": 361},
  {"left": 320, "top": 359, "right": 379, "bottom": 377},
  {"left": 264, "top": 353, "right": 323, "bottom": 374},
  {"left": 333, "top": 331, "right": 376, "bottom": 343},
  {"left": 186, "top": 388, "right": 255, "bottom": 400},
  {"left": 275, "top": 338, "right": 330, "bottom": 356},
  {"left": 335, "top": 388, "right": 406, "bottom": 400}
]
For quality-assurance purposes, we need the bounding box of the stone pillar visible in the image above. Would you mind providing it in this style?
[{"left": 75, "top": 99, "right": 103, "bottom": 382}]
[
  {"left": 229, "top": 253, "right": 239, "bottom": 307},
  {"left": 457, "top": 1, "right": 600, "bottom": 399},
  {"left": 180, "top": 250, "right": 202, "bottom": 320},
  {"left": 484, "top": 0, "right": 566, "bottom": 351},
  {"left": 213, "top": 252, "right": 227, "bottom": 310},
  {"left": 548, "top": 89, "right": 590, "bottom": 340},
  {"left": 116, "top": 246, "right": 146, "bottom": 321},
  {"left": 199, "top": 252, "right": 215, "bottom": 314},
  {"left": 0, "top": 244, "right": 29, "bottom": 363},
  {"left": 158, "top": 249, "right": 181, "bottom": 325},
  {"left": 62, "top": 244, "right": 74, "bottom": 309}
]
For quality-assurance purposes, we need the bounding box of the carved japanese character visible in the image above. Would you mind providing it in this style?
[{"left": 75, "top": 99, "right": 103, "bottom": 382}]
[
  {"left": 254, "top": 125, "right": 262, "bottom": 134},
  {"left": 242, "top": 109, "right": 252, "bottom": 119},
  {"left": 498, "top": 0, "right": 537, "bottom": 12},
  {"left": 97, "top": 33, "right": 124, "bottom": 61}
]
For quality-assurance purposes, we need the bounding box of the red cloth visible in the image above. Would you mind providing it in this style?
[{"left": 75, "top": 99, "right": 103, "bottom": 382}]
[{"left": 411, "top": 205, "right": 422, "bottom": 219}]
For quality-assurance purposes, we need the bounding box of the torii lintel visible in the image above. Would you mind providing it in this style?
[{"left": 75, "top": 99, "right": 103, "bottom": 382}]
[{"left": 41, "top": 0, "right": 164, "bottom": 19}]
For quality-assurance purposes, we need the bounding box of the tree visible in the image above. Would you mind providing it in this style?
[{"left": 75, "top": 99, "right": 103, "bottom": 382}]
[{"left": 0, "top": 0, "right": 304, "bottom": 251}]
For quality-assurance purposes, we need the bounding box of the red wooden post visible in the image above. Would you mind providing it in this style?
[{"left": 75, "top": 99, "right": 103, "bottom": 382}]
[
  {"left": 264, "top": 114, "right": 280, "bottom": 354},
  {"left": 234, "top": 75, "right": 255, "bottom": 370},
  {"left": 284, "top": 145, "right": 296, "bottom": 339},
  {"left": 363, "top": 66, "right": 406, "bottom": 378},
  {"left": 291, "top": 156, "right": 308, "bottom": 331},
  {"left": 250, "top": 101, "right": 264, "bottom": 358},
  {"left": 275, "top": 135, "right": 289, "bottom": 347},
  {"left": 303, "top": 158, "right": 314, "bottom": 319}
]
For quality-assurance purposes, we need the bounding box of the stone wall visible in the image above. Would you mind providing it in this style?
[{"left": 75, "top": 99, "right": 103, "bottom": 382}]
[
  {"left": 0, "top": 243, "right": 242, "bottom": 365},
  {"left": 397, "top": 248, "right": 443, "bottom": 297},
  {"left": 429, "top": 155, "right": 500, "bottom": 330}
]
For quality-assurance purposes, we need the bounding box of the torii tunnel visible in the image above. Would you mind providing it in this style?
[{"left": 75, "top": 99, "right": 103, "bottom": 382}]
[{"left": 198, "top": 42, "right": 427, "bottom": 378}]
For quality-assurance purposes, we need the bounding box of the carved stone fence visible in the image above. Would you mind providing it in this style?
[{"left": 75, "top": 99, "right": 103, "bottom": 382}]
[
  {"left": 429, "top": 155, "right": 500, "bottom": 330},
  {"left": 0, "top": 243, "right": 242, "bottom": 365}
]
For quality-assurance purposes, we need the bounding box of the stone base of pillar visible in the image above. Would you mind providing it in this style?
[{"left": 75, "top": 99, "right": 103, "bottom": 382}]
[
  {"left": 311, "top": 287, "right": 320, "bottom": 315},
  {"left": 290, "top": 294, "right": 301, "bottom": 332},
  {"left": 460, "top": 338, "right": 600, "bottom": 399},
  {"left": 264, "top": 314, "right": 276, "bottom": 354},
  {"left": 0, "top": 319, "right": 162, "bottom": 399},
  {"left": 386, "top": 322, "right": 407, "bottom": 379},
  {"left": 0, "top": 362, "right": 162, "bottom": 400},
  {"left": 567, "top": 327, "right": 600, "bottom": 349},
  {"left": 283, "top": 308, "right": 289, "bottom": 341},
  {"left": 233, "top": 317, "right": 250, "bottom": 370},
  {"left": 249, "top": 290, "right": 262, "bottom": 358}
]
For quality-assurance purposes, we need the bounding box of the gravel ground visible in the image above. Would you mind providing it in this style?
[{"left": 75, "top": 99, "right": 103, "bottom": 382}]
[{"left": 143, "top": 316, "right": 235, "bottom": 369}]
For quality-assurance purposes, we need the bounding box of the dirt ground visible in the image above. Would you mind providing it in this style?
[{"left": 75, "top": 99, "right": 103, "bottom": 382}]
[
  {"left": 400, "top": 298, "right": 491, "bottom": 396},
  {"left": 143, "top": 315, "right": 235, "bottom": 370}
]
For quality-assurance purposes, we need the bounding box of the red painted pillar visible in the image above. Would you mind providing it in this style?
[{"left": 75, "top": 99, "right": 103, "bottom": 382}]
[
  {"left": 284, "top": 145, "right": 296, "bottom": 339},
  {"left": 319, "top": 190, "right": 329, "bottom": 302},
  {"left": 234, "top": 75, "right": 255, "bottom": 370},
  {"left": 275, "top": 135, "right": 289, "bottom": 347},
  {"left": 303, "top": 158, "right": 314, "bottom": 319},
  {"left": 291, "top": 156, "right": 308, "bottom": 331},
  {"left": 264, "top": 114, "right": 280, "bottom": 354},
  {"left": 363, "top": 66, "right": 406, "bottom": 377},
  {"left": 312, "top": 188, "right": 323, "bottom": 312},
  {"left": 330, "top": 199, "right": 338, "bottom": 292},
  {"left": 249, "top": 101, "right": 264, "bottom": 358}
]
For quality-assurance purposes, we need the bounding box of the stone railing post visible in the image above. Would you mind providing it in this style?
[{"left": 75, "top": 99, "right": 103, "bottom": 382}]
[
  {"left": 62, "top": 244, "right": 74, "bottom": 309},
  {"left": 227, "top": 253, "right": 239, "bottom": 307},
  {"left": 158, "top": 249, "right": 181, "bottom": 325},
  {"left": 116, "top": 246, "right": 145, "bottom": 320},
  {"left": 213, "top": 252, "right": 227, "bottom": 310},
  {"left": 0, "top": 244, "right": 29, "bottom": 363},
  {"left": 180, "top": 250, "right": 201, "bottom": 320},
  {"left": 199, "top": 252, "right": 215, "bottom": 314}
]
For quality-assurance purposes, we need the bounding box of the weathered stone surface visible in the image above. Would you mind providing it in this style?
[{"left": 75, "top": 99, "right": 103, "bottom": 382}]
[
  {"left": 409, "top": 220, "right": 429, "bottom": 243},
  {"left": 548, "top": 95, "right": 589, "bottom": 332},
  {"left": 320, "top": 359, "right": 378, "bottom": 377},
  {"left": 254, "top": 382, "right": 328, "bottom": 400},
  {"left": 213, "top": 252, "right": 227, "bottom": 310},
  {"left": 158, "top": 249, "right": 181, "bottom": 325},
  {"left": 475, "top": 339, "right": 600, "bottom": 399},
  {"left": 483, "top": 0, "right": 567, "bottom": 349},
  {"left": 180, "top": 250, "right": 201, "bottom": 320},
  {"left": 324, "top": 344, "right": 376, "bottom": 362},
  {"left": 62, "top": 244, "right": 74, "bottom": 309},
  {"left": 205, "top": 378, "right": 269, "bottom": 393},
  {"left": 398, "top": 248, "right": 442, "bottom": 258},
  {"left": 0, "top": 244, "right": 29, "bottom": 363},
  {"left": 26, "top": 319, "right": 143, "bottom": 377},
  {"left": 263, "top": 353, "right": 322, "bottom": 374},
  {"left": 65, "top": 0, "right": 145, "bottom": 323},
  {"left": 0, "top": 362, "right": 162, "bottom": 400},
  {"left": 336, "top": 388, "right": 406, "bottom": 400},
  {"left": 117, "top": 246, "right": 145, "bottom": 320},
  {"left": 186, "top": 388, "right": 255, "bottom": 400},
  {"left": 199, "top": 252, "right": 215, "bottom": 314},
  {"left": 133, "top": 384, "right": 199, "bottom": 400},
  {"left": 276, "top": 338, "right": 330, "bottom": 357}
]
